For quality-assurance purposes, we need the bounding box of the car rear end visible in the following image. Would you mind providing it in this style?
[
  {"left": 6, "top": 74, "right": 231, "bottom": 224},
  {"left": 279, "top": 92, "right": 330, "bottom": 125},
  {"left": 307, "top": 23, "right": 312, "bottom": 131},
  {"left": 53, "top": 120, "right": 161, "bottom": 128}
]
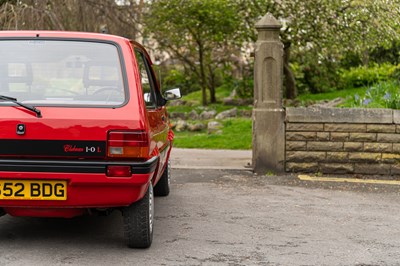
[{"left": 0, "top": 31, "right": 157, "bottom": 220}]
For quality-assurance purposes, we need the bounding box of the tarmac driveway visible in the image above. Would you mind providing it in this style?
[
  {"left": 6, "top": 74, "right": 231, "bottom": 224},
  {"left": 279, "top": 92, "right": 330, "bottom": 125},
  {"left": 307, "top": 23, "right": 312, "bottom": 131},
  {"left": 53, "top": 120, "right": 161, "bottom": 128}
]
[{"left": 0, "top": 149, "right": 399, "bottom": 265}]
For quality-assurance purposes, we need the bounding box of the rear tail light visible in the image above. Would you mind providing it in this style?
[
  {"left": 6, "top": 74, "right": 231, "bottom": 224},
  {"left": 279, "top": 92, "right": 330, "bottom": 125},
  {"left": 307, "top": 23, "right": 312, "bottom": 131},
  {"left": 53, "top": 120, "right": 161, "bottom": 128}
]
[
  {"left": 107, "top": 131, "right": 149, "bottom": 158},
  {"left": 107, "top": 165, "right": 132, "bottom": 177}
]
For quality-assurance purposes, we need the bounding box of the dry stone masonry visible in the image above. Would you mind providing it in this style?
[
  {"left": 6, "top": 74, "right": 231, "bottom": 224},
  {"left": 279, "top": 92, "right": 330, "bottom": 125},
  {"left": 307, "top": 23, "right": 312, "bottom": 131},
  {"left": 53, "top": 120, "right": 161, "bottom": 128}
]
[
  {"left": 286, "top": 107, "right": 400, "bottom": 175},
  {"left": 251, "top": 13, "right": 400, "bottom": 176}
]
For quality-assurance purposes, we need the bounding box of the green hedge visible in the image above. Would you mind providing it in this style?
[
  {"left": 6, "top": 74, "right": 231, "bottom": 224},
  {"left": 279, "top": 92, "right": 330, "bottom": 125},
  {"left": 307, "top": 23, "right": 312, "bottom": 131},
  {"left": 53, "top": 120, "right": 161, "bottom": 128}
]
[{"left": 340, "top": 64, "right": 399, "bottom": 89}]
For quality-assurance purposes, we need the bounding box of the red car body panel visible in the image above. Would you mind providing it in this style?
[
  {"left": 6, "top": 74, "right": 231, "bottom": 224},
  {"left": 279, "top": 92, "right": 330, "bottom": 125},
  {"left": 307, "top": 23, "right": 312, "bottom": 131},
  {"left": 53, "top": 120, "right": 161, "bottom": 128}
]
[{"left": 0, "top": 31, "right": 173, "bottom": 218}]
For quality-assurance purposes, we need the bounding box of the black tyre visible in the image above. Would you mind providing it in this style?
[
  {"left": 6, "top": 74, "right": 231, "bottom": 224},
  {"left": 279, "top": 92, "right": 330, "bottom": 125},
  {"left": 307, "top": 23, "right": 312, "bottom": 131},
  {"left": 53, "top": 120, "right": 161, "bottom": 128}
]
[
  {"left": 154, "top": 159, "right": 171, "bottom": 197},
  {"left": 123, "top": 184, "right": 154, "bottom": 248}
]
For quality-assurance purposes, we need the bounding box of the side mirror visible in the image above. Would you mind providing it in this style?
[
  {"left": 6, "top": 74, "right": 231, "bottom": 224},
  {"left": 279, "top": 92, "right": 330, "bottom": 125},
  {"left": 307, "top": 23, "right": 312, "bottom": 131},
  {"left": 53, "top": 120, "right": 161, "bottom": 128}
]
[
  {"left": 143, "top": 92, "right": 152, "bottom": 103},
  {"left": 164, "top": 88, "right": 182, "bottom": 101}
]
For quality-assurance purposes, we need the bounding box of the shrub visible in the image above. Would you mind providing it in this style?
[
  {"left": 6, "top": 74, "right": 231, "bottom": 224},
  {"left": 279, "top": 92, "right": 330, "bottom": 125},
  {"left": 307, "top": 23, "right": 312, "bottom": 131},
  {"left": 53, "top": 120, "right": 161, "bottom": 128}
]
[
  {"left": 298, "top": 60, "right": 342, "bottom": 94},
  {"left": 162, "top": 68, "right": 201, "bottom": 95},
  {"left": 340, "top": 64, "right": 398, "bottom": 89},
  {"left": 233, "top": 76, "right": 253, "bottom": 99},
  {"left": 291, "top": 63, "right": 309, "bottom": 95},
  {"left": 390, "top": 65, "right": 400, "bottom": 81}
]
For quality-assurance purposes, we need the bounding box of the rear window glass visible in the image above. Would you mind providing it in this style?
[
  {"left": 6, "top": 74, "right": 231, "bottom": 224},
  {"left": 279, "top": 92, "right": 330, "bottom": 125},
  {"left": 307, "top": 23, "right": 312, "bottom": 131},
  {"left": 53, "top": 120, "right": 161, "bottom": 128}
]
[{"left": 0, "top": 40, "right": 125, "bottom": 106}]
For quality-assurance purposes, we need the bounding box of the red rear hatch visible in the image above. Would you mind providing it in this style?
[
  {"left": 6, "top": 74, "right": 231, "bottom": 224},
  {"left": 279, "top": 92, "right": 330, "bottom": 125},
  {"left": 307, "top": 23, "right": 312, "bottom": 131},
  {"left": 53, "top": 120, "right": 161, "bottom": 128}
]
[{"left": 0, "top": 106, "right": 142, "bottom": 160}]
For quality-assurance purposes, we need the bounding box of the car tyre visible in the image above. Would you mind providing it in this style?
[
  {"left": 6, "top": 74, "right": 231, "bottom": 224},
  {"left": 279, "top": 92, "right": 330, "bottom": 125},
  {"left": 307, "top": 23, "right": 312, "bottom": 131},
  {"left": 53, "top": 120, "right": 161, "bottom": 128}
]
[
  {"left": 123, "top": 183, "right": 154, "bottom": 248},
  {"left": 154, "top": 159, "right": 171, "bottom": 197}
]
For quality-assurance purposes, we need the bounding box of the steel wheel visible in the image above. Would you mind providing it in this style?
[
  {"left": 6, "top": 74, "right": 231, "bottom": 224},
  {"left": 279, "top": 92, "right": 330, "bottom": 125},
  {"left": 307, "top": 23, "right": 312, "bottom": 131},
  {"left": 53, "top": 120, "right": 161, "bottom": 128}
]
[{"left": 123, "top": 184, "right": 154, "bottom": 248}]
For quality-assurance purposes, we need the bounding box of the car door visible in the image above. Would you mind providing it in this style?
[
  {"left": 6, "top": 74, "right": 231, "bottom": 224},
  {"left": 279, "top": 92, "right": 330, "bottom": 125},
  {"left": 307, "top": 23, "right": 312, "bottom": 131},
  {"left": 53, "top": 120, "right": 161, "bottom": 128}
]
[{"left": 134, "top": 48, "right": 169, "bottom": 180}]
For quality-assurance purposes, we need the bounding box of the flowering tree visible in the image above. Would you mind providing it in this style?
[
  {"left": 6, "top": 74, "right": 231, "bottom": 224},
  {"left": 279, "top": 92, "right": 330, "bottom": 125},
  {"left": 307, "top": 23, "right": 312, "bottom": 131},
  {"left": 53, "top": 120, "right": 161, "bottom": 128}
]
[
  {"left": 0, "top": 0, "right": 144, "bottom": 39},
  {"left": 244, "top": 0, "right": 400, "bottom": 97},
  {"left": 145, "top": 0, "right": 242, "bottom": 106}
]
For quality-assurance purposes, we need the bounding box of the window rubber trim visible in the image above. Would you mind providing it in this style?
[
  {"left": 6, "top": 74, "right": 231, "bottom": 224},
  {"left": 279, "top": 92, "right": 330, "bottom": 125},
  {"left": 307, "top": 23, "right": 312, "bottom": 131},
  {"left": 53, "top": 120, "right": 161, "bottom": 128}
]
[{"left": 0, "top": 37, "right": 130, "bottom": 109}]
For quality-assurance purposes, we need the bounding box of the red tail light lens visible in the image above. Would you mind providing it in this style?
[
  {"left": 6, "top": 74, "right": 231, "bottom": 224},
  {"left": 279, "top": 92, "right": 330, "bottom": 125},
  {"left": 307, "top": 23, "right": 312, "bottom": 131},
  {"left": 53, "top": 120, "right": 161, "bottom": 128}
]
[
  {"left": 107, "top": 165, "right": 132, "bottom": 177},
  {"left": 107, "top": 131, "right": 149, "bottom": 158}
]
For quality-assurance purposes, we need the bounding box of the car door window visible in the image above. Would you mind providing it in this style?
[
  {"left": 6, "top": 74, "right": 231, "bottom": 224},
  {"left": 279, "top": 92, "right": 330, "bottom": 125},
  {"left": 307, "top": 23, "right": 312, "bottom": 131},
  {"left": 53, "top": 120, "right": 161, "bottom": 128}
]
[{"left": 134, "top": 50, "right": 157, "bottom": 109}]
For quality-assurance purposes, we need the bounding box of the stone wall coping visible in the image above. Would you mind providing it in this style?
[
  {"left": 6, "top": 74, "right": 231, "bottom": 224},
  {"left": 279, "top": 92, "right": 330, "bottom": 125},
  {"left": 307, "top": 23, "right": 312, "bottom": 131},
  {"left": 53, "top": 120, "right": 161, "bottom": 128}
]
[
  {"left": 393, "top": 110, "right": 400, "bottom": 124},
  {"left": 255, "top": 13, "right": 282, "bottom": 30},
  {"left": 286, "top": 107, "right": 394, "bottom": 124}
]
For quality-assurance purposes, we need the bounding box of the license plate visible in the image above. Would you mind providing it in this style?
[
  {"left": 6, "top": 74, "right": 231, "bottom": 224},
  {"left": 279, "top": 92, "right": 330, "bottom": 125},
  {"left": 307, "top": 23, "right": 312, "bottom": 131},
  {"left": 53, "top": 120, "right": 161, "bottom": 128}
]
[{"left": 0, "top": 180, "right": 67, "bottom": 200}]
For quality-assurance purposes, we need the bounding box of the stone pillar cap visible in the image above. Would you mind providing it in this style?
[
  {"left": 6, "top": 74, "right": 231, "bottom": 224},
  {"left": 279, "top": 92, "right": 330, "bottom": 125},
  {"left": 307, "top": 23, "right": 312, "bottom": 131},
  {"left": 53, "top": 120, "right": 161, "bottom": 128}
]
[{"left": 255, "top": 13, "right": 281, "bottom": 30}]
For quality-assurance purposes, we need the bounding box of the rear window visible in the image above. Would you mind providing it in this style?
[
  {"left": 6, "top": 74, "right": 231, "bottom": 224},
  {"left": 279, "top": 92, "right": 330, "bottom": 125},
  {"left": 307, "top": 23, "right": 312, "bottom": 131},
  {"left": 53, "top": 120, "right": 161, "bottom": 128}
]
[{"left": 0, "top": 40, "right": 125, "bottom": 106}]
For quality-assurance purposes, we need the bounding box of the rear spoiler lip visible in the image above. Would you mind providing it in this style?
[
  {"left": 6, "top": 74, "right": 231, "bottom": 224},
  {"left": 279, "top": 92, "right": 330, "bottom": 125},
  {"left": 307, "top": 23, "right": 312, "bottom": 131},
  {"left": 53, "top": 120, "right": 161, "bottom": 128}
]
[{"left": 0, "top": 156, "right": 158, "bottom": 174}]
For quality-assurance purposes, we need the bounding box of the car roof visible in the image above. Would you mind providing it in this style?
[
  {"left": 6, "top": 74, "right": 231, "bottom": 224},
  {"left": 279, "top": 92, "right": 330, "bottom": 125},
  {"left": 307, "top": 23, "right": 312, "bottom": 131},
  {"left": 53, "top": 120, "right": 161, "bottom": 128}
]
[
  {"left": 0, "top": 30, "right": 130, "bottom": 43},
  {"left": 0, "top": 31, "right": 153, "bottom": 62}
]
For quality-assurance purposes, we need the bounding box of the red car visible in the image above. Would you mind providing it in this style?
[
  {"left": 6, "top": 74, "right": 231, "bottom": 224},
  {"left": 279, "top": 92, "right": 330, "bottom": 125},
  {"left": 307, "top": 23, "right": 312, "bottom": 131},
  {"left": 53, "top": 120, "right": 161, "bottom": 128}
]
[{"left": 0, "top": 31, "right": 181, "bottom": 248}]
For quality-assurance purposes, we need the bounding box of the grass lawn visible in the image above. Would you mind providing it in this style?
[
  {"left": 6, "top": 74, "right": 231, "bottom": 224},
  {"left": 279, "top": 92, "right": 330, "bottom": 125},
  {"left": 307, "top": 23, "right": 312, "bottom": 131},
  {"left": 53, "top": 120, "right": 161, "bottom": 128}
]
[
  {"left": 169, "top": 87, "right": 252, "bottom": 150},
  {"left": 168, "top": 103, "right": 252, "bottom": 114},
  {"left": 297, "top": 81, "right": 400, "bottom": 108},
  {"left": 169, "top": 85, "right": 380, "bottom": 150},
  {"left": 297, "top": 87, "right": 367, "bottom": 107},
  {"left": 167, "top": 85, "right": 252, "bottom": 114},
  {"left": 173, "top": 118, "right": 252, "bottom": 150}
]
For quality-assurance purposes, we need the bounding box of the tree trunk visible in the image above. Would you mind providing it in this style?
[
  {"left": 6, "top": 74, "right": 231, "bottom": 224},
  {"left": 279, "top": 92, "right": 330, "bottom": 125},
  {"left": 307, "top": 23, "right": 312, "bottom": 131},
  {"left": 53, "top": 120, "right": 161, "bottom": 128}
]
[
  {"left": 284, "top": 63, "right": 296, "bottom": 99},
  {"left": 209, "top": 85, "right": 216, "bottom": 103},
  {"left": 362, "top": 49, "right": 369, "bottom": 66},
  {"left": 208, "top": 64, "right": 216, "bottom": 103},
  {"left": 198, "top": 43, "right": 208, "bottom": 106},
  {"left": 283, "top": 44, "right": 297, "bottom": 99}
]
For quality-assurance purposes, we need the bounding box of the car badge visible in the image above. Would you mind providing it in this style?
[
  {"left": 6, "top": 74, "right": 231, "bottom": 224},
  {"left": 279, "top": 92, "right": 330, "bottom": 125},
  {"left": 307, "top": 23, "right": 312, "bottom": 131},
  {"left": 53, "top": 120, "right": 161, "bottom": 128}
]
[{"left": 16, "top": 124, "right": 26, "bottom": 135}]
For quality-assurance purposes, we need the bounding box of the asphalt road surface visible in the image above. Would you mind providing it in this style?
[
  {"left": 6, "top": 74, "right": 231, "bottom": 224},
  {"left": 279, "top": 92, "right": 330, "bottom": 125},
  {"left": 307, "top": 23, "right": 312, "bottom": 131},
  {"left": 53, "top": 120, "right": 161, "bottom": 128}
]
[{"left": 1, "top": 168, "right": 400, "bottom": 265}]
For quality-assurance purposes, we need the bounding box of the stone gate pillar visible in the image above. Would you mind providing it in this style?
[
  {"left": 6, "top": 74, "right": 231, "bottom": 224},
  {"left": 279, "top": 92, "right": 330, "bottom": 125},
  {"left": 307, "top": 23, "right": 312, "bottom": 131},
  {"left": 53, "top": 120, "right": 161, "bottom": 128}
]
[{"left": 252, "top": 13, "right": 285, "bottom": 174}]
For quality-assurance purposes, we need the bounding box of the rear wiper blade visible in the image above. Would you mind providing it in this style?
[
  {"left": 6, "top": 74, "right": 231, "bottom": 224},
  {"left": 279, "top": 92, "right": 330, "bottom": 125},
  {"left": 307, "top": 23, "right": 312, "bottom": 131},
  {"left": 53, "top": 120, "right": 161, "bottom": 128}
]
[{"left": 0, "top": 95, "right": 42, "bottom": 118}]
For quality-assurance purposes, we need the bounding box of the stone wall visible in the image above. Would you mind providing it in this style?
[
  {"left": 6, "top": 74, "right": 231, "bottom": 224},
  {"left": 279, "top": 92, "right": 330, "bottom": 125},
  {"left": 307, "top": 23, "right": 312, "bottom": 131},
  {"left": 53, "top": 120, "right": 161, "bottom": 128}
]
[{"left": 285, "top": 107, "right": 400, "bottom": 175}]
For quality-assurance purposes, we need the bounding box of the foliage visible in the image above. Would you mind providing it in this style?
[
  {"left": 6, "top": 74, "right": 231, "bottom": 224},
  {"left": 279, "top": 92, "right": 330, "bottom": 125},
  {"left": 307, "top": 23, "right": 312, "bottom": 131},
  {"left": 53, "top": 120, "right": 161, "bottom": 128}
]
[
  {"left": 244, "top": 0, "right": 400, "bottom": 97},
  {"left": 232, "top": 77, "right": 254, "bottom": 99},
  {"left": 160, "top": 68, "right": 200, "bottom": 95},
  {"left": 145, "top": 0, "right": 243, "bottom": 106},
  {"left": 173, "top": 118, "right": 252, "bottom": 150},
  {"left": 298, "top": 79, "right": 400, "bottom": 109},
  {"left": 369, "top": 41, "right": 400, "bottom": 65},
  {"left": 339, "top": 51, "right": 364, "bottom": 69},
  {"left": 0, "top": 0, "right": 16, "bottom": 5},
  {"left": 296, "top": 87, "right": 366, "bottom": 107},
  {"left": 217, "top": 76, "right": 254, "bottom": 99},
  {"left": 167, "top": 83, "right": 249, "bottom": 113},
  {"left": 349, "top": 80, "right": 400, "bottom": 109},
  {"left": 340, "top": 64, "right": 398, "bottom": 89},
  {"left": 0, "top": 0, "right": 144, "bottom": 39},
  {"left": 299, "top": 58, "right": 342, "bottom": 94},
  {"left": 390, "top": 65, "right": 400, "bottom": 81},
  {"left": 2, "top": 0, "right": 400, "bottom": 102},
  {"left": 297, "top": 87, "right": 366, "bottom": 103},
  {"left": 292, "top": 55, "right": 392, "bottom": 95}
]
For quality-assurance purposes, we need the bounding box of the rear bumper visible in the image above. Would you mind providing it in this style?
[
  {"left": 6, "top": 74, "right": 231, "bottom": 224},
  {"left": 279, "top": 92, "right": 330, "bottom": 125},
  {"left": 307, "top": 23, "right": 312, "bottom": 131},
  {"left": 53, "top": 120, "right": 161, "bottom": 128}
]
[
  {"left": 0, "top": 157, "right": 158, "bottom": 217},
  {"left": 0, "top": 156, "right": 158, "bottom": 174}
]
